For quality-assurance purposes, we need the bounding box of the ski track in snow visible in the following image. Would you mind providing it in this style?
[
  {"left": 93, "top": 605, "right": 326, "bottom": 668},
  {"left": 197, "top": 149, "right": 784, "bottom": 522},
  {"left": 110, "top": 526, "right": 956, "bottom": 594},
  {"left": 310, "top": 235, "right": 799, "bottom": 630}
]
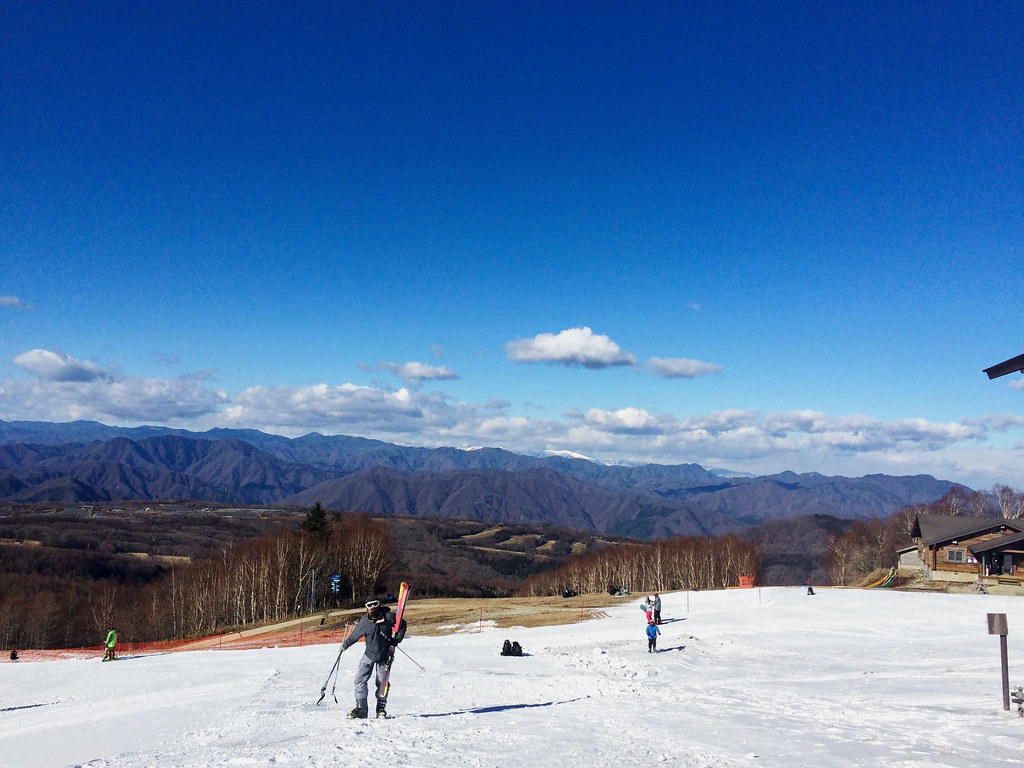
[{"left": 3, "top": 588, "right": 1024, "bottom": 767}]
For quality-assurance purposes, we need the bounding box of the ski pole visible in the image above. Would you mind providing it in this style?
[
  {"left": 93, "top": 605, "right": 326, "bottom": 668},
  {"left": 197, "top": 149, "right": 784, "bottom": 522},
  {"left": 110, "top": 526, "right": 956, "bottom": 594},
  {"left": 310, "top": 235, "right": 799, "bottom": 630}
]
[
  {"left": 317, "top": 618, "right": 352, "bottom": 705},
  {"left": 317, "top": 646, "right": 343, "bottom": 705},
  {"left": 395, "top": 643, "right": 424, "bottom": 670}
]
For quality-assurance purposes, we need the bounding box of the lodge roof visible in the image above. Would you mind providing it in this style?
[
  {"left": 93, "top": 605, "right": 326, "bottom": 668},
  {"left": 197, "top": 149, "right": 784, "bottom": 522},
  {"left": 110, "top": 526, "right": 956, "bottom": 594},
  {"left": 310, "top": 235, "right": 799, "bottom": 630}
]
[{"left": 912, "top": 514, "right": 1024, "bottom": 547}]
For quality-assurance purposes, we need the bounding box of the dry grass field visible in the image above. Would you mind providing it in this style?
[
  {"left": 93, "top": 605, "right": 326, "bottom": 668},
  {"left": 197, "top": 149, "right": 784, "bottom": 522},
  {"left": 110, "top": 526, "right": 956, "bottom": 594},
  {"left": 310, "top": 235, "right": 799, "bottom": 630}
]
[{"left": 318, "top": 591, "right": 639, "bottom": 637}]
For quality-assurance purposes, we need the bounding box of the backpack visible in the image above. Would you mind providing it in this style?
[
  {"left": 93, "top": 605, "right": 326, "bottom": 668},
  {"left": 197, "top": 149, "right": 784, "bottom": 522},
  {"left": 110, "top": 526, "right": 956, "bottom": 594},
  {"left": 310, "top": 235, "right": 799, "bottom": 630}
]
[
  {"left": 501, "top": 639, "right": 512, "bottom": 656},
  {"left": 511, "top": 641, "right": 523, "bottom": 657}
]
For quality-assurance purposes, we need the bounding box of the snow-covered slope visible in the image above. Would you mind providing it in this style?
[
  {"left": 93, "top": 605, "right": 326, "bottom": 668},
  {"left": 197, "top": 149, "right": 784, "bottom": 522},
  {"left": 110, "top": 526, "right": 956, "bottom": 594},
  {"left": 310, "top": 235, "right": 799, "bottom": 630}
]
[{"left": 2, "top": 588, "right": 1023, "bottom": 767}]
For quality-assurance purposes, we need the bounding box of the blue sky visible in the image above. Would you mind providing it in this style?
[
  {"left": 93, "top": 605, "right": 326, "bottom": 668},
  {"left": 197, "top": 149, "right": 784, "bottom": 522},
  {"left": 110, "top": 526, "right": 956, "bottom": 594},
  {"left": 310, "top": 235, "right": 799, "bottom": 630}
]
[{"left": 2, "top": 1, "right": 1023, "bottom": 489}]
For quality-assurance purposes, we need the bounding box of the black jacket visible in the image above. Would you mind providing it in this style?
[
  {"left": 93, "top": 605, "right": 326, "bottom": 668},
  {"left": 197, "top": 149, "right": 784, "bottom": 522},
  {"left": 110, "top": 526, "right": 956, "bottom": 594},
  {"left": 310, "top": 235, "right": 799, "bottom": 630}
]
[{"left": 341, "top": 606, "right": 407, "bottom": 662}]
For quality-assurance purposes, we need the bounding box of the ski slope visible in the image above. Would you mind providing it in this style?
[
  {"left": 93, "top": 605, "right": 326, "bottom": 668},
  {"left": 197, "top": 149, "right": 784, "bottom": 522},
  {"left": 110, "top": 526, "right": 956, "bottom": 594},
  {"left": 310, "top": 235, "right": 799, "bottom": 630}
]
[{"left": 2, "top": 588, "right": 1024, "bottom": 767}]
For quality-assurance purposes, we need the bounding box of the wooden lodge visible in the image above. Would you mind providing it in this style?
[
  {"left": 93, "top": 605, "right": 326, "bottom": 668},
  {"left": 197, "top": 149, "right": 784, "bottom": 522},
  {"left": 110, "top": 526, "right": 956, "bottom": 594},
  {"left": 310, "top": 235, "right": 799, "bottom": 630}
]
[{"left": 910, "top": 514, "right": 1024, "bottom": 584}]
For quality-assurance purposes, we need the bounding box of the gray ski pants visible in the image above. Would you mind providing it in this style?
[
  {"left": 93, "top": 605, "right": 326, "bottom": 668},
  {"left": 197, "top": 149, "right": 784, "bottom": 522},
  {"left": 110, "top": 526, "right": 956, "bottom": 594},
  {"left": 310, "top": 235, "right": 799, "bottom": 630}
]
[{"left": 354, "top": 653, "right": 388, "bottom": 703}]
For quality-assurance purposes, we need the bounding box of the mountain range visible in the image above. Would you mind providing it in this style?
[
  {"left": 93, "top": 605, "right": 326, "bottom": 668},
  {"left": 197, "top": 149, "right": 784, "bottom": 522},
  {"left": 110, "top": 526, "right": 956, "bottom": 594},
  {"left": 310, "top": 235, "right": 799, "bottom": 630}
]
[{"left": 0, "top": 419, "right": 961, "bottom": 538}]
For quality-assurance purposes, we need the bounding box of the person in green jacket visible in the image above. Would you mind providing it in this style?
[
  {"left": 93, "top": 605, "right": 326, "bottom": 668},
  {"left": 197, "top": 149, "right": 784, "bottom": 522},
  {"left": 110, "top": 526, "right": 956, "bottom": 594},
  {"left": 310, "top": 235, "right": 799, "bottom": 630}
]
[{"left": 102, "top": 626, "right": 118, "bottom": 661}]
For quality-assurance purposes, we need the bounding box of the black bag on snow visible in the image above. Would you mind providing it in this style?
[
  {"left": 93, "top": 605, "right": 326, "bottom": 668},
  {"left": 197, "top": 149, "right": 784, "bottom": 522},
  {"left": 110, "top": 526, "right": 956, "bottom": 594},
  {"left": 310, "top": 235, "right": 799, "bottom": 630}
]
[
  {"left": 511, "top": 641, "right": 522, "bottom": 657},
  {"left": 501, "top": 639, "right": 513, "bottom": 656}
]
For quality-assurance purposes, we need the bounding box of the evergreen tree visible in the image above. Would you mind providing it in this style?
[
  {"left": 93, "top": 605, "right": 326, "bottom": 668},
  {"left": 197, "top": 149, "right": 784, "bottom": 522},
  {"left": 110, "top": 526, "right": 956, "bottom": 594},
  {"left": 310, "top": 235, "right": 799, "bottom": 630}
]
[{"left": 300, "top": 501, "right": 330, "bottom": 540}]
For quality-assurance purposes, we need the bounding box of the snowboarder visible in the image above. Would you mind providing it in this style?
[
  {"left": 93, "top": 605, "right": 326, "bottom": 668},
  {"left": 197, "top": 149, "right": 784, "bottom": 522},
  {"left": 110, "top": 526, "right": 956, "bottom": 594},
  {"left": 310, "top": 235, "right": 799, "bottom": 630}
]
[
  {"left": 806, "top": 586, "right": 816, "bottom": 596},
  {"left": 102, "top": 626, "right": 117, "bottom": 661},
  {"left": 9, "top": 648, "right": 18, "bottom": 661},
  {"left": 646, "top": 620, "right": 661, "bottom": 653},
  {"left": 652, "top": 593, "right": 662, "bottom": 624},
  {"left": 340, "top": 597, "right": 407, "bottom": 718}
]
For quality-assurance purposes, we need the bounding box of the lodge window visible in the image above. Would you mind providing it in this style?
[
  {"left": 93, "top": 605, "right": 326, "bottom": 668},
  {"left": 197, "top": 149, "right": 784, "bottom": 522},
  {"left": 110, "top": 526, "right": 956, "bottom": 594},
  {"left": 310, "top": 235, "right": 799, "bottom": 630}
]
[{"left": 946, "top": 548, "right": 966, "bottom": 563}]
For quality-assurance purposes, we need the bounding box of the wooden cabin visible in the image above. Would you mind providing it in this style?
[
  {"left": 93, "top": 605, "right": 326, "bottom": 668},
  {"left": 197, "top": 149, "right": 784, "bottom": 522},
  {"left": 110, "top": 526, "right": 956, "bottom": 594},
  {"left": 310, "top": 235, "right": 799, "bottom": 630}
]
[{"left": 910, "top": 514, "right": 1024, "bottom": 583}]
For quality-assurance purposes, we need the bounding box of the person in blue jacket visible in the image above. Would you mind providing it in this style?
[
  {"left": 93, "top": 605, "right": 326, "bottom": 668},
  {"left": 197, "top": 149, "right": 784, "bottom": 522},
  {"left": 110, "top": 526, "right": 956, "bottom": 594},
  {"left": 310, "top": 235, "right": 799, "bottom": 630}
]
[{"left": 646, "top": 619, "right": 661, "bottom": 653}]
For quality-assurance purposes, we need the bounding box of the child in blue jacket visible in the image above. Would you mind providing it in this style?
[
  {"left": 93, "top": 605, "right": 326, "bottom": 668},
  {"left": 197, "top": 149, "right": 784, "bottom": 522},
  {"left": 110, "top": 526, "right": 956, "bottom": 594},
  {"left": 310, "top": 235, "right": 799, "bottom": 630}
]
[{"left": 646, "top": 620, "right": 660, "bottom": 653}]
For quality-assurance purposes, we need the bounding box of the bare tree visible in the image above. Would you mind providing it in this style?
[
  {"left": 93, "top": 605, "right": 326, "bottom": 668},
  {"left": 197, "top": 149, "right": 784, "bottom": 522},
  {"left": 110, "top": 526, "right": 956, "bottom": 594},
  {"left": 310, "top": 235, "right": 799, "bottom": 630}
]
[
  {"left": 333, "top": 513, "right": 391, "bottom": 600},
  {"left": 994, "top": 484, "right": 1024, "bottom": 520},
  {"left": 521, "top": 534, "right": 758, "bottom": 596}
]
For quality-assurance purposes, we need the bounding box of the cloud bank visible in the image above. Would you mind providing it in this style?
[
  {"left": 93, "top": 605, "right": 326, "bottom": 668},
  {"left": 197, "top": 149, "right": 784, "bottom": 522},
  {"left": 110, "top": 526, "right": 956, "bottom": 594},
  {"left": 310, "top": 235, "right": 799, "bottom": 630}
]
[
  {"left": 8, "top": 349, "right": 227, "bottom": 422},
  {"left": 2, "top": 347, "right": 1022, "bottom": 489}
]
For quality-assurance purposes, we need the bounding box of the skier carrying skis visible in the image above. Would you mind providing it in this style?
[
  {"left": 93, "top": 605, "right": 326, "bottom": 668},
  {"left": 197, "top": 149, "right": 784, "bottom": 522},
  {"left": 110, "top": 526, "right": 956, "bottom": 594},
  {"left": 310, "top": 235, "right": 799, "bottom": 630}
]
[
  {"left": 646, "top": 619, "right": 660, "bottom": 653},
  {"left": 340, "top": 597, "right": 407, "bottom": 718},
  {"left": 102, "top": 626, "right": 118, "bottom": 661}
]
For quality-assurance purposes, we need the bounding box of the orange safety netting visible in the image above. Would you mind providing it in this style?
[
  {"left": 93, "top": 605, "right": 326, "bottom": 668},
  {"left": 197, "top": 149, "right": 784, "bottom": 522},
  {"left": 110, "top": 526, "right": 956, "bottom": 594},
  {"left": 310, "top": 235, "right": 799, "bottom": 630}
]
[{"left": 2, "top": 624, "right": 354, "bottom": 662}]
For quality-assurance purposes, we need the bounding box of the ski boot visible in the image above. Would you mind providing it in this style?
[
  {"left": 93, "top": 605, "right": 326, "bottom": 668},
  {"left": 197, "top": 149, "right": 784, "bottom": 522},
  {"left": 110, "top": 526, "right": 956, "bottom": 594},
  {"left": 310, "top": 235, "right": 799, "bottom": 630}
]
[
  {"left": 347, "top": 699, "right": 368, "bottom": 719},
  {"left": 375, "top": 699, "right": 388, "bottom": 719}
]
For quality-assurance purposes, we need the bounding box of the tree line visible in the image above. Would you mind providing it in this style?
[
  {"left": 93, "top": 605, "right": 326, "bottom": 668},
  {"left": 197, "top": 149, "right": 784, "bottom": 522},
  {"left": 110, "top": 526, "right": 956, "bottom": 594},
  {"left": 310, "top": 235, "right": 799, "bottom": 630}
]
[
  {"left": 0, "top": 504, "right": 390, "bottom": 650},
  {"left": 519, "top": 533, "right": 759, "bottom": 597}
]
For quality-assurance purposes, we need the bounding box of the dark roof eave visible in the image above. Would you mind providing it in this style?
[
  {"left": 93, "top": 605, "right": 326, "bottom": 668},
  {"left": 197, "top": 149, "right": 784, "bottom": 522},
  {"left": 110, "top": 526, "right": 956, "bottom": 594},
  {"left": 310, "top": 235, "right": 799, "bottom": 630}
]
[
  {"left": 969, "top": 531, "right": 1024, "bottom": 554},
  {"left": 915, "top": 514, "right": 1024, "bottom": 546}
]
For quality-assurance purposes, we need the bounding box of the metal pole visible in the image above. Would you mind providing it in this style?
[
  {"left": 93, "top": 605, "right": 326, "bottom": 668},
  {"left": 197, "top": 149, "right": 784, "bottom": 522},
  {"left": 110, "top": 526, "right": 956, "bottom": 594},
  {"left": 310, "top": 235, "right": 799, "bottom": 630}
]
[
  {"left": 989, "top": 613, "right": 1011, "bottom": 711},
  {"left": 1001, "top": 634, "right": 1011, "bottom": 711},
  {"left": 396, "top": 643, "right": 424, "bottom": 670}
]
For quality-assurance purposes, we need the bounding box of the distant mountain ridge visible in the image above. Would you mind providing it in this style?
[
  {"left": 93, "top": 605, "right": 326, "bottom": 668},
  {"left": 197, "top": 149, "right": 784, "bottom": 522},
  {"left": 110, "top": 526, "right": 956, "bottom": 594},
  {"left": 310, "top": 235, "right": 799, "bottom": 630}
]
[{"left": 0, "top": 419, "right": 961, "bottom": 538}]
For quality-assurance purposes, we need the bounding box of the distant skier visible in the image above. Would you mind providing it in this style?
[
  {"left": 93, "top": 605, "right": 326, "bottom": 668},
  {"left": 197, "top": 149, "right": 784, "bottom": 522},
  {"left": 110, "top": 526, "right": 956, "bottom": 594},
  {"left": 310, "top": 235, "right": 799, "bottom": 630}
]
[
  {"left": 646, "top": 620, "right": 661, "bottom": 653},
  {"left": 102, "top": 626, "right": 118, "bottom": 662},
  {"left": 652, "top": 593, "right": 662, "bottom": 624},
  {"left": 340, "top": 597, "right": 407, "bottom": 718}
]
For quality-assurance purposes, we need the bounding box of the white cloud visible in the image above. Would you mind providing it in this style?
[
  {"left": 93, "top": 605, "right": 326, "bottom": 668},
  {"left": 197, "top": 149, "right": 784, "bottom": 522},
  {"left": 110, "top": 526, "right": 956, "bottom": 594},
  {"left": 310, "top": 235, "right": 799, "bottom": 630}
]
[
  {"left": 0, "top": 373, "right": 227, "bottom": 422},
  {"left": 218, "top": 383, "right": 474, "bottom": 437},
  {"left": 968, "top": 414, "right": 1024, "bottom": 431},
  {"left": 6, "top": 349, "right": 225, "bottom": 422},
  {"left": 14, "top": 349, "right": 112, "bottom": 383},
  {"left": 504, "top": 327, "right": 638, "bottom": 368},
  {"left": 577, "top": 407, "right": 666, "bottom": 434},
  {"left": 375, "top": 361, "right": 459, "bottom": 388},
  {"left": 646, "top": 356, "right": 723, "bottom": 379},
  {"left": 0, "top": 295, "right": 29, "bottom": 309}
]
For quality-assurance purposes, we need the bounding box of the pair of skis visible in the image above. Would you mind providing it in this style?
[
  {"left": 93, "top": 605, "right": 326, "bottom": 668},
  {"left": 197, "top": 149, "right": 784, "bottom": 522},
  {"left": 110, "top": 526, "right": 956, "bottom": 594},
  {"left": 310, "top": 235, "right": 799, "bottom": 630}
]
[
  {"left": 317, "top": 581, "right": 410, "bottom": 709},
  {"left": 379, "top": 581, "right": 410, "bottom": 701}
]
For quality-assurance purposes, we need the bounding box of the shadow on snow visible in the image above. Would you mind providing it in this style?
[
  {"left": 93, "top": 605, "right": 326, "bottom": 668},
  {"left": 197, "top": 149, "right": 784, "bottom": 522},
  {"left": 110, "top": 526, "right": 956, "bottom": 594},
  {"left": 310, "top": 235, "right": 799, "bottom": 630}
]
[{"left": 417, "top": 696, "right": 588, "bottom": 718}]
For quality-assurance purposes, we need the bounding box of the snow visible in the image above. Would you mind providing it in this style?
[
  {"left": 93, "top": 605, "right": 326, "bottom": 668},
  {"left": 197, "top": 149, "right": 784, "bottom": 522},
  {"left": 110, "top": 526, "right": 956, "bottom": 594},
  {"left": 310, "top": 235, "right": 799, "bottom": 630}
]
[{"left": 3, "top": 588, "right": 1024, "bottom": 767}]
